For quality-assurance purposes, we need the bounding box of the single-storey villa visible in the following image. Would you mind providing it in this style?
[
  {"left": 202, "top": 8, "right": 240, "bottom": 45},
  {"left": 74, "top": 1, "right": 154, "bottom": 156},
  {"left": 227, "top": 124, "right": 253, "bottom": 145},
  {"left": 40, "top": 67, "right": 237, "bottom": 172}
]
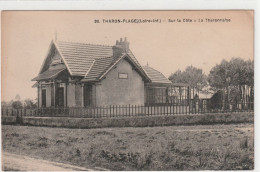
[{"left": 32, "top": 37, "right": 189, "bottom": 107}]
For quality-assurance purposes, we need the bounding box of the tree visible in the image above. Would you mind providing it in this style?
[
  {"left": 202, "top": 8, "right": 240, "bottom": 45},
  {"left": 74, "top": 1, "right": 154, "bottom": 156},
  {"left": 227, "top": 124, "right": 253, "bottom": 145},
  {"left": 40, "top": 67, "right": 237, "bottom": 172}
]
[
  {"left": 208, "top": 59, "right": 232, "bottom": 89},
  {"left": 12, "top": 100, "right": 23, "bottom": 109},
  {"left": 24, "top": 99, "right": 37, "bottom": 109},
  {"left": 14, "top": 94, "right": 21, "bottom": 101},
  {"left": 208, "top": 57, "right": 254, "bottom": 108},
  {"left": 1, "top": 101, "right": 12, "bottom": 108},
  {"left": 169, "top": 65, "right": 207, "bottom": 98},
  {"left": 168, "top": 69, "right": 184, "bottom": 83}
]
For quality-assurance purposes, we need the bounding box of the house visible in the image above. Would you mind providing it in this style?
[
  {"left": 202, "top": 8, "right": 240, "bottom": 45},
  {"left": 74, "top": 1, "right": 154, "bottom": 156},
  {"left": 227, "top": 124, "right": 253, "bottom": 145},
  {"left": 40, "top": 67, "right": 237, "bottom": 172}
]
[{"left": 32, "top": 37, "right": 185, "bottom": 108}]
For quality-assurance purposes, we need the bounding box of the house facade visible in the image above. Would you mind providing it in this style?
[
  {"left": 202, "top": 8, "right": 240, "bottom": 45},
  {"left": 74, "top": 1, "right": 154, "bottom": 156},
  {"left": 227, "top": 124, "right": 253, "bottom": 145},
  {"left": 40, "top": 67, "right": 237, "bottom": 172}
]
[{"left": 32, "top": 38, "right": 184, "bottom": 108}]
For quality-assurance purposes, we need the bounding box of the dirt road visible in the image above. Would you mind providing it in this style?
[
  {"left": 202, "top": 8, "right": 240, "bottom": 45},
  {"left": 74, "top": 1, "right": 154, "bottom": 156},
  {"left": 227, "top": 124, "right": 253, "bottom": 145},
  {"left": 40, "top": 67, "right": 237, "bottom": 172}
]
[{"left": 2, "top": 152, "right": 97, "bottom": 171}]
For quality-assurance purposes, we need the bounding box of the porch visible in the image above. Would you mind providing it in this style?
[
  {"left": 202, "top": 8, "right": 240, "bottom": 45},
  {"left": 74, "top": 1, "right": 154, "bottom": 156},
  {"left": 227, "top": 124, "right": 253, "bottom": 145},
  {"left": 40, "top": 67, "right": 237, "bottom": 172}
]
[{"left": 35, "top": 81, "right": 94, "bottom": 108}]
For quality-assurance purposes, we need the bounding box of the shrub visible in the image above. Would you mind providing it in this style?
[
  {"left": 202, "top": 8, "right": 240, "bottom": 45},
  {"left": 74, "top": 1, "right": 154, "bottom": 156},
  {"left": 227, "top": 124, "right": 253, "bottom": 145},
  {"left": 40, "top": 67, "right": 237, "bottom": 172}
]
[{"left": 240, "top": 137, "right": 248, "bottom": 150}]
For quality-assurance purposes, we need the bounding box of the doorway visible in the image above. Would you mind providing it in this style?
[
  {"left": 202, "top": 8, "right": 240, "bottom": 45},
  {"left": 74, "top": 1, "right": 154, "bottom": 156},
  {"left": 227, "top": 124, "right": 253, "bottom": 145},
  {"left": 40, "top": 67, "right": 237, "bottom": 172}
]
[
  {"left": 42, "top": 89, "right": 46, "bottom": 107},
  {"left": 84, "top": 84, "right": 92, "bottom": 107},
  {"left": 56, "top": 87, "right": 64, "bottom": 107}
]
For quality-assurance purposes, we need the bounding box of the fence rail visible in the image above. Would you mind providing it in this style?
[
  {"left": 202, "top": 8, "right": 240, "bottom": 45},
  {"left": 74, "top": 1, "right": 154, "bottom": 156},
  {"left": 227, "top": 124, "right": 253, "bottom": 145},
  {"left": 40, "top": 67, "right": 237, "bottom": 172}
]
[{"left": 1, "top": 101, "right": 254, "bottom": 119}]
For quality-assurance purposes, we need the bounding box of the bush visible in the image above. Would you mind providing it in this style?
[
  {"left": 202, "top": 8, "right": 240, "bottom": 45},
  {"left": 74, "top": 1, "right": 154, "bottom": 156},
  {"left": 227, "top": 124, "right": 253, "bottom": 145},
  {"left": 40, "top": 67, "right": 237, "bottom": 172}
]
[{"left": 12, "top": 101, "right": 23, "bottom": 109}]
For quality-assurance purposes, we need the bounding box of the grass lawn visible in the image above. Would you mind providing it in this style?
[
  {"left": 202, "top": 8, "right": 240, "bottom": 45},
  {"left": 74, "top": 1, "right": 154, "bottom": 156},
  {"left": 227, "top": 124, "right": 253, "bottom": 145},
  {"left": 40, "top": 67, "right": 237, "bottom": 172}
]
[{"left": 2, "top": 123, "right": 254, "bottom": 170}]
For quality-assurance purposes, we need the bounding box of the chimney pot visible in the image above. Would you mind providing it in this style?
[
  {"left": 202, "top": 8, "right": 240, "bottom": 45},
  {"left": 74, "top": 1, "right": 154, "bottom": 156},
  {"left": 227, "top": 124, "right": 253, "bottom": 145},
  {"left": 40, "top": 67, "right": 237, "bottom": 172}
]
[{"left": 113, "top": 38, "right": 130, "bottom": 57}]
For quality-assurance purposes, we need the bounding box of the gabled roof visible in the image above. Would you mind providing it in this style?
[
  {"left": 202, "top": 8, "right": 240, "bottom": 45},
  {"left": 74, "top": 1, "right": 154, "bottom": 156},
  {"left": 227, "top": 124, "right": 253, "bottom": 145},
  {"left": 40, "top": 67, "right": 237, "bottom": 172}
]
[
  {"left": 54, "top": 41, "right": 113, "bottom": 76},
  {"left": 142, "top": 66, "right": 172, "bottom": 84},
  {"left": 35, "top": 39, "right": 171, "bottom": 85},
  {"left": 54, "top": 40, "right": 145, "bottom": 77},
  {"left": 82, "top": 53, "right": 151, "bottom": 82}
]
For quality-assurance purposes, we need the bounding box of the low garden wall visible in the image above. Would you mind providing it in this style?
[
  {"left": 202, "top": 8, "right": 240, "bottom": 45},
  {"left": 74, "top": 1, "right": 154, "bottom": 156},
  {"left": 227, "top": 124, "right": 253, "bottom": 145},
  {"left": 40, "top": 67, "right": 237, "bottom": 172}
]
[
  {"left": 2, "top": 112, "right": 254, "bottom": 128},
  {"left": 1, "top": 116, "right": 17, "bottom": 124}
]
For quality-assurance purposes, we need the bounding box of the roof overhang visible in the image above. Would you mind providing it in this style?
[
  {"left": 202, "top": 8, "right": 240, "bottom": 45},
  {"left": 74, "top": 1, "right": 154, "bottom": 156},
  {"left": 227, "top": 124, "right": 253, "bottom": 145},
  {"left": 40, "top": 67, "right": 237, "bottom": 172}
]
[
  {"left": 32, "top": 82, "right": 39, "bottom": 88},
  {"left": 32, "top": 68, "right": 66, "bottom": 81}
]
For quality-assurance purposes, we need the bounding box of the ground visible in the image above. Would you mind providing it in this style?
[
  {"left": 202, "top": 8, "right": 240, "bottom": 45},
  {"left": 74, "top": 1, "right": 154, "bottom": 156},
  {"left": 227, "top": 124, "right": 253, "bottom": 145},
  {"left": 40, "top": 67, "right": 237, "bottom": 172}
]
[
  {"left": 2, "top": 152, "right": 96, "bottom": 171},
  {"left": 2, "top": 123, "right": 254, "bottom": 171}
]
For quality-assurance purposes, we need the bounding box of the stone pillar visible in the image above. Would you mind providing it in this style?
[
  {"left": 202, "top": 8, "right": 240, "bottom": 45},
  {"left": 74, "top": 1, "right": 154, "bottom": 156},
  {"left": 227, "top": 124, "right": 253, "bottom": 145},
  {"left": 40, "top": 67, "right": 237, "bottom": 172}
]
[{"left": 67, "top": 83, "right": 76, "bottom": 107}]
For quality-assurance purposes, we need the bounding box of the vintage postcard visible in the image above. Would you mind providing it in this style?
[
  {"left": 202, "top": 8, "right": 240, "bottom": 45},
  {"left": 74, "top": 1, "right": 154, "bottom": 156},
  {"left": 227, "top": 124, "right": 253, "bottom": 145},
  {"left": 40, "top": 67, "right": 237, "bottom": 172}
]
[{"left": 1, "top": 10, "right": 254, "bottom": 171}]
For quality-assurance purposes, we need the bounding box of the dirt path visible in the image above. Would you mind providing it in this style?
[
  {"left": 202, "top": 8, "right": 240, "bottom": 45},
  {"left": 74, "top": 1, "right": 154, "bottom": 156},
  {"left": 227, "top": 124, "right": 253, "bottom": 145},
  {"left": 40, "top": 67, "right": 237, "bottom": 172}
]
[{"left": 2, "top": 152, "right": 99, "bottom": 171}]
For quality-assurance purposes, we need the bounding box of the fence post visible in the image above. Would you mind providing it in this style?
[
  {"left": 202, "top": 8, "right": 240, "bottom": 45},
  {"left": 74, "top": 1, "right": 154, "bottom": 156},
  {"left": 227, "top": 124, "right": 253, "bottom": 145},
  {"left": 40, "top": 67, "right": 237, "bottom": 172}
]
[
  {"left": 166, "top": 104, "right": 168, "bottom": 115},
  {"left": 168, "top": 104, "right": 171, "bottom": 115},
  {"left": 98, "top": 106, "right": 101, "bottom": 118},
  {"left": 108, "top": 105, "right": 110, "bottom": 118},
  {"left": 147, "top": 105, "right": 149, "bottom": 116},
  {"left": 167, "top": 104, "right": 169, "bottom": 115},
  {"left": 112, "top": 105, "right": 114, "bottom": 117},
  {"left": 102, "top": 106, "right": 104, "bottom": 118},
  {"left": 181, "top": 103, "right": 183, "bottom": 114},
  {"left": 134, "top": 105, "right": 136, "bottom": 116},
  {"left": 132, "top": 104, "right": 134, "bottom": 117},
  {"left": 116, "top": 105, "right": 118, "bottom": 117},
  {"left": 186, "top": 101, "right": 188, "bottom": 114},
  {"left": 128, "top": 104, "right": 130, "bottom": 117}
]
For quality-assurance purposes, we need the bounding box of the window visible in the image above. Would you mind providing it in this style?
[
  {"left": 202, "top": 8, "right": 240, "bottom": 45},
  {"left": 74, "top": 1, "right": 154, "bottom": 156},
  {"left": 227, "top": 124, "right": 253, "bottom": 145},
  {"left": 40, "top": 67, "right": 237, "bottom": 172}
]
[
  {"left": 56, "top": 87, "right": 64, "bottom": 107},
  {"left": 145, "top": 87, "right": 167, "bottom": 105},
  {"left": 118, "top": 73, "right": 128, "bottom": 79}
]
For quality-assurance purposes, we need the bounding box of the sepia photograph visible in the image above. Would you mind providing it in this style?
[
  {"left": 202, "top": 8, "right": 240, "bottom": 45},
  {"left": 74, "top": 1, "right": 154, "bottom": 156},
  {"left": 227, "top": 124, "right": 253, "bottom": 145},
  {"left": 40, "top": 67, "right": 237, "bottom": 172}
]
[{"left": 1, "top": 10, "right": 254, "bottom": 171}]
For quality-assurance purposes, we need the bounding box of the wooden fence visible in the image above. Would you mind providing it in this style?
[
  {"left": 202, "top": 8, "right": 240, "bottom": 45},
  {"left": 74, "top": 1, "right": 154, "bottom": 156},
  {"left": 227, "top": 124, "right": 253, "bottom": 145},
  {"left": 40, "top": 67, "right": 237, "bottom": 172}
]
[{"left": 1, "top": 101, "right": 254, "bottom": 119}]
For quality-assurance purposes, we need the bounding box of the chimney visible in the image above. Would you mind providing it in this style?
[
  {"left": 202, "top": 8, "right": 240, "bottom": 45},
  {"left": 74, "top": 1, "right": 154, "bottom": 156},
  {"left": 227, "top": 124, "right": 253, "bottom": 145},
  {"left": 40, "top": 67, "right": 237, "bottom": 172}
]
[
  {"left": 112, "top": 37, "right": 130, "bottom": 57},
  {"left": 123, "top": 37, "right": 129, "bottom": 51}
]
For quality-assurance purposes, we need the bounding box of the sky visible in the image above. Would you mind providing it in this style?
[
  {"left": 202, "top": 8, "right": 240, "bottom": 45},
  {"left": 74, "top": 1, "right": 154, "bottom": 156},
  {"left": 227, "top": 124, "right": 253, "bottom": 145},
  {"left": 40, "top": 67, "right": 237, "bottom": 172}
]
[{"left": 1, "top": 11, "right": 254, "bottom": 101}]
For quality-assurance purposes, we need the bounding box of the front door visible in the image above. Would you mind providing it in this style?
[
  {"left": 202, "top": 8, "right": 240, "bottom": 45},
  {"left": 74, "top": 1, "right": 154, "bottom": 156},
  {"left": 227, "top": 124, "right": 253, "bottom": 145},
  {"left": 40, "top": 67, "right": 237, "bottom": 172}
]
[
  {"left": 56, "top": 87, "right": 64, "bottom": 107},
  {"left": 84, "top": 84, "right": 92, "bottom": 107},
  {"left": 42, "top": 89, "right": 46, "bottom": 107}
]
